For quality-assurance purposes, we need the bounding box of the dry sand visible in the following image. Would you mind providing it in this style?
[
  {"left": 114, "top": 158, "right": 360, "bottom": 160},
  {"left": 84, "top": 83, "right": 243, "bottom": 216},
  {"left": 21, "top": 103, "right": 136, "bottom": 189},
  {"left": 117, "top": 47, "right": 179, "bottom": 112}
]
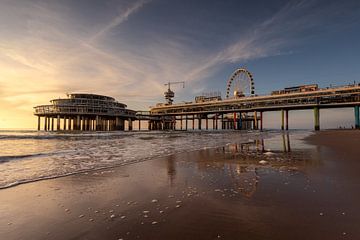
[{"left": 1, "top": 130, "right": 360, "bottom": 240}]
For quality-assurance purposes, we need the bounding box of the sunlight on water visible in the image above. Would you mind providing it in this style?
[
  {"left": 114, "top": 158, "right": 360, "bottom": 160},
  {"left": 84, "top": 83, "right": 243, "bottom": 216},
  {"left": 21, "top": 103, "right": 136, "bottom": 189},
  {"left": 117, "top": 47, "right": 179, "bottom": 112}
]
[{"left": 0, "top": 130, "right": 313, "bottom": 188}]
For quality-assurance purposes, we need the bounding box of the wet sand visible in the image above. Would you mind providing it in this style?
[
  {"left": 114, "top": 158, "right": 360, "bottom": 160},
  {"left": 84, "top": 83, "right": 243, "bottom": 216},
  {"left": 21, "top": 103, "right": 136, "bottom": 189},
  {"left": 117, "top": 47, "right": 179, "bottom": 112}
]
[{"left": 1, "top": 130, "right": 360, "bottom": 240}]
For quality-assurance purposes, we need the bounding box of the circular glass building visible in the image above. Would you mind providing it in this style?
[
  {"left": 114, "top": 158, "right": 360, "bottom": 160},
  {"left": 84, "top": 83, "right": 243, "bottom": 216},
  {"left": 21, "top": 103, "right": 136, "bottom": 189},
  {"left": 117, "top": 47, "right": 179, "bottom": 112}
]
[{"left": 34, "top": 93, "right": 136, "bottom": 131}]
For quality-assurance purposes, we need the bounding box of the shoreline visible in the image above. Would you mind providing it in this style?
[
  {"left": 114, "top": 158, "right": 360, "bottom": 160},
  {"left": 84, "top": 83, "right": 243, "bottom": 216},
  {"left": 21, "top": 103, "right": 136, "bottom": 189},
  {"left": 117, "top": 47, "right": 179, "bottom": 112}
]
[
  {"left": 0, "top": 129, "right": 280, "bottom": 190},
  {"left": 1, "top": 130, "right": 360, "bottom": 239}
]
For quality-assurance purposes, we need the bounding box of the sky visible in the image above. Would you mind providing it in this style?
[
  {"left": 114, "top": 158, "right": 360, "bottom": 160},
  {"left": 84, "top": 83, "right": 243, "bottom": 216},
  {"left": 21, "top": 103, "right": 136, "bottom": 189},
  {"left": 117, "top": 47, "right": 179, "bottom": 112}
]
[{"left": 0, "top": 0, "right": 360, "bottom": 129}]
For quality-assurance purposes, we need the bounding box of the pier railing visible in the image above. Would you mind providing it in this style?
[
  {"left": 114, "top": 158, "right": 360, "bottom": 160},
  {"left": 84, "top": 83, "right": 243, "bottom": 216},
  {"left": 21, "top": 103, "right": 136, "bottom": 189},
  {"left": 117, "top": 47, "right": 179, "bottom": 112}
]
[{"left": 34, "top": 105, "right": 136, "bottom": 118}]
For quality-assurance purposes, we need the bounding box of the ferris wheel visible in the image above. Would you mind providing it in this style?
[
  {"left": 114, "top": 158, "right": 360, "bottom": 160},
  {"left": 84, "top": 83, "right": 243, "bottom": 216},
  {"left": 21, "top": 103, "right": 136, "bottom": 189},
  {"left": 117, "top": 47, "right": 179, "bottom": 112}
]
[{"left": 225, "top": 68, "right": 255, "bottom": 98}]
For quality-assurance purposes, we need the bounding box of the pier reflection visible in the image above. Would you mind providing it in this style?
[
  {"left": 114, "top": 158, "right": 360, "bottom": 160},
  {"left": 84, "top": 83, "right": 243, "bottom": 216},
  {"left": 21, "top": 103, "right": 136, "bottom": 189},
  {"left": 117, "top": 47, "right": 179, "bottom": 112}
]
[
  {"left": 166, "top": 155, "right": 176, "bottom": 186},
  {"left": 165, "top": 132, "right": 315, "bottom": 198}
]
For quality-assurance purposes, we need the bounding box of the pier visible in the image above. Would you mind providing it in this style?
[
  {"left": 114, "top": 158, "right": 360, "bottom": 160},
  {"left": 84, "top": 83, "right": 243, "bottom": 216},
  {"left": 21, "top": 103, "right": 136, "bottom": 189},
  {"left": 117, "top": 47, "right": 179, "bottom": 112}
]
[
  {"left": 34, "top": 93, "right": 136, "bottom": 131},
  {"left": 34, "top": 69, "right": 360, "bottom": 132},
  {"left": 149, "top": 84, "right": 360, "bottom": 131},
  {"left": 147, "top": 68, "right": 360, "bottom": 131}
]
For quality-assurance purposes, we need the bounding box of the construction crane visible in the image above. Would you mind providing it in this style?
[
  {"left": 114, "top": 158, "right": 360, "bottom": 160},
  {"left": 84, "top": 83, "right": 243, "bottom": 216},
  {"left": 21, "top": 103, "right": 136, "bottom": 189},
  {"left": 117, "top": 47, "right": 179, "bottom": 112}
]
[{"left": 164, "top": 81, "right": 185, "bottom": 105}]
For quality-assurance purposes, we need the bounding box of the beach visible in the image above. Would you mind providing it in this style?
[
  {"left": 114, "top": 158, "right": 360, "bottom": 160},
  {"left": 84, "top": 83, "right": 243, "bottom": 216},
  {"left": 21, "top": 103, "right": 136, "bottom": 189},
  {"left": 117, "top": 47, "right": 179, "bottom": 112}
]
[{"left": 1, "top": 130, "right": 360, "bottom": 240}]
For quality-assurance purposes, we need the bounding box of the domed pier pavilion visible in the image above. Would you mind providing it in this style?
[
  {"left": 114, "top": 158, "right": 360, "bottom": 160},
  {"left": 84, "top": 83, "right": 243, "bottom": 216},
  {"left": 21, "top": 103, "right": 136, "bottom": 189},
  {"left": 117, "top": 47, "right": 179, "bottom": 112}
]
[{"left": 34, "top": 93, "right": 137, "bottom": 131}]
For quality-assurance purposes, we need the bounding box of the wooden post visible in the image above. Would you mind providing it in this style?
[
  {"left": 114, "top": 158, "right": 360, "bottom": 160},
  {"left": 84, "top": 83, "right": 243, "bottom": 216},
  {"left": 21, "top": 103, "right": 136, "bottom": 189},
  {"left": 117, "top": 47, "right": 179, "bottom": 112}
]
[
  {"left": 68, "top": 117, "right": 72, "bottom": 131},
  {"left": 355, "top": 106, "right": 359, "bottom": 129},
  {"left": 180, "top": 115, "right": 183, "bottom": 130},
  {"left": 198, "top": 115, "right": 202, "bottom": 130},
  {"left": 128, "top": 119, "right": 133, "bottom": 131},
  {"left": 76, "top": 115, "right": 80, "bottom": 131},
  {"left": 239, "top": 113, "right": 242, "bottom": 130},
  {"left": 119, "top": 119, "right": 124, "bottom": 131},
  {"left": 205, "top": 115, "right": 208, "bottom": 130},
  {"left": 57, "top": 115, "right": 60, "bottom": 131},
  {"left": 37, "top": 116, "right": 41, "bottom": 131},
  {"left": 63, "top": 117, "right": 67, "bottom": 131},
  {"left": 44, "top": 117, "right": 47, "bottom": 131},
  {"left": 233, "top": 112, "right": 237, "bottom": 130},
  {"left": 254, "top": 111, "right": 257, "bottom": 130},
  {"left": 314, "top": 107, "right": 320, "bottom": 131},
  {"left": 96, "top": 116, "right": 99, "bottom": 131}
]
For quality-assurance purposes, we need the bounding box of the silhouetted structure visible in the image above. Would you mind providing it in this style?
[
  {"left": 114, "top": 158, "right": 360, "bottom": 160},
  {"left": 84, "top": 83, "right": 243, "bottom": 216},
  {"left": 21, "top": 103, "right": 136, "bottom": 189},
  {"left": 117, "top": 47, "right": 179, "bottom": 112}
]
[{"left": 34, "top": 93, "right": 136, "bottom": 131}]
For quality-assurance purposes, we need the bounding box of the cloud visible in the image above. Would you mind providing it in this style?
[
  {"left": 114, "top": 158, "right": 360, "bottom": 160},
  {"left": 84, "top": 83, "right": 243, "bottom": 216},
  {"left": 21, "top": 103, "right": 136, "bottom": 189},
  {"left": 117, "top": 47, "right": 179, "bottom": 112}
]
[
  {"left": 89, "top": 0, "right": 150, "bottom": 43},
  {"left": 0, "top": 0, "right": 358, "bottom": 128},
  {"left": 182, "top": 0, "right": 324, "bottom": 85}
]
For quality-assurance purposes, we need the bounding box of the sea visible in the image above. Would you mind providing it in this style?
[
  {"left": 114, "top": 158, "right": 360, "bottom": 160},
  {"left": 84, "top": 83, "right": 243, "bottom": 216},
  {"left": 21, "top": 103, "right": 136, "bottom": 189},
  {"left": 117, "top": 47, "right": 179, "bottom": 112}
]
[{"left": 0, "top": 129, "right": 313, "bottom": 189}]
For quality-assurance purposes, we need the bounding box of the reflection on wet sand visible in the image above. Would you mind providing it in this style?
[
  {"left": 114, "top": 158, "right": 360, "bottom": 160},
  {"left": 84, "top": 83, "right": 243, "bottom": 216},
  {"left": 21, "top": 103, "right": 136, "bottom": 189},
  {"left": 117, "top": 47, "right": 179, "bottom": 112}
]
[
  {"left": 166, "top": 155, "right": 176, "bottom": 186},
  {"left": 167, "top": 133, "right": 316, "bottom": 199}
]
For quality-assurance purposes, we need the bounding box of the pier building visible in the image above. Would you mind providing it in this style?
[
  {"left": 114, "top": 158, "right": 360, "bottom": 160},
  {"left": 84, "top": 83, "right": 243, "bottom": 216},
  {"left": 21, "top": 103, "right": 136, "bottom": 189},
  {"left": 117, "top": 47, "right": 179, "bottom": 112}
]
[
  {"left": 34, "top": 93, "right": 136, "bottom": 131},
  {"left": 147, "top": 68, "right": 360, "bottom": 131}
]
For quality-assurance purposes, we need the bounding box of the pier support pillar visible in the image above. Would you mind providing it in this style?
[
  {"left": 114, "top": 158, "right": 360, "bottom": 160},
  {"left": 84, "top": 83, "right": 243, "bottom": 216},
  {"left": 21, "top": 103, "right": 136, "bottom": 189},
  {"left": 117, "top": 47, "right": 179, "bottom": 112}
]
[
  {"left": 220, "top": 114, "right": 223, "bottom": 130},
  {"left": 57, "top": 115, "right": 60, "bottom": 131},
  {"left": 50, "top": 117, "right": 54, "bottom": 131},
  {"left": 180, "top": 116, "right": 183, "bottom": 130},
  {"left": 44, "top": 117, "right": 47, "bottom": 131},
  {"left": 37, "top": 116, "right": 41, "bottom": 131},
  {"left": 68, "top": 117, "right": 72, "bottom": 131},
  {"left": 281, "top": 109, "right": 285, "bottom": 130},
  {"left": 233, "top": 112, "right": 237, "bottom": 130},
  {"left": 116, "top": 117, "right": 121, "bottom": 131},
  {"left": 88, "top": 118, "right": 91, "bottom": 131},
  {"left": 215, "top": 114, "right": 218, "bottom": 130},
  {"left": 73, "top": 117, "right": 76, "bottom": 131},
  {"left": 285, "top": 110, "right": 289, "bottom": 130},
  {"left": 96, "top": 116, "right": 100, "bottom": 131},
  {"left": 119, "top": 119, "right": 125, "bottom": 131},
  {"left": 185, "top": 115, "right": 188, "bottom": 130},
  {"left": 64, "top": 117, "right": 67, "bottom": 131},
  {"left": 192, "top": 115, "right": 195, "bottom": 130},
  {"left": 128, "top": 119, "right": 133, "bottom": 131},
  {"left": 260, "top": 112, "right": 263, "bottom": 131},
  {"left": 314, "top": 107, "right": 320, "bottom": 131},
  {"left": 76, "top": 116, "right": 80, "bottom": 131},
  {"left": 238, "top": 113, "right": 242, "bottom": 130},
  {"left": 48, "top": 117, "right": 51, "bottom": 131},
  {"left": 355, "top": 106, "right": 360, "bottom": 129},
  {"left": 198, "top": 115, "right": 202, "bottom": 130},
  {"left": 205, "top": 115, "right": 208, "bottom": 130},
  {"left": 254, "top": 111, "right": 258, "bottom": 130},
  {"left": 81, "top": 117, "right": 85, "bottom": 131},
  {"left": 138, "top": 119, "right": 141, "bottom": 131}
]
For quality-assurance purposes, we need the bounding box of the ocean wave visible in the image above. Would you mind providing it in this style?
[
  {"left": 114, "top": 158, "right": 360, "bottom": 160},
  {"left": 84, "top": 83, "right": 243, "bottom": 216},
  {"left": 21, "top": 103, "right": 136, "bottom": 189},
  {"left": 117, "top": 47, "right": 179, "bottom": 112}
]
[
  {"left": 0, "top": 153, "right": 53, "bottom": 163},
  {"left": 0, "top": 130, "right": 312, "bottom": 190}
]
